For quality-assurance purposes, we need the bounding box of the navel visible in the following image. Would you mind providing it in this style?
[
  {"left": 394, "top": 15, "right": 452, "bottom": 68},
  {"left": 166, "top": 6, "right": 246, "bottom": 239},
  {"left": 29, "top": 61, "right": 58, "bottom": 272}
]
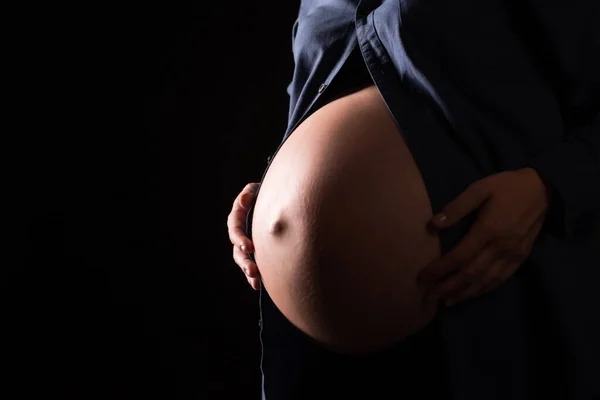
[{"left": 269, "top": 218, "right": 288, "bottom": 236}]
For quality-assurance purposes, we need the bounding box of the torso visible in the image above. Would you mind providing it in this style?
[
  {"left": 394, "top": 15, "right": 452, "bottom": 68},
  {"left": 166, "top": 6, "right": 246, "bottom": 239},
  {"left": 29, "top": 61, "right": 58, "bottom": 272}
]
[{"left": 251, "top": 85, "right": 440, "bottom": 354}]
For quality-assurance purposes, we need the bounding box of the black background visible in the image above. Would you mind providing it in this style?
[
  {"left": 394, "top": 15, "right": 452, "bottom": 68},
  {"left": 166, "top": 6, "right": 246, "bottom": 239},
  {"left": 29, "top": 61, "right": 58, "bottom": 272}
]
[{"left": 16, "top": 2, "right": 300, "bottom": 399}]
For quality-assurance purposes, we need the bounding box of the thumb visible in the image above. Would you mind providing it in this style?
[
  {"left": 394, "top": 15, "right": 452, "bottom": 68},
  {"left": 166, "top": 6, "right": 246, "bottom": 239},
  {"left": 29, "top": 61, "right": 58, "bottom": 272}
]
[{"left": 431, "top": 181, "right": 490, "bottom": 229}]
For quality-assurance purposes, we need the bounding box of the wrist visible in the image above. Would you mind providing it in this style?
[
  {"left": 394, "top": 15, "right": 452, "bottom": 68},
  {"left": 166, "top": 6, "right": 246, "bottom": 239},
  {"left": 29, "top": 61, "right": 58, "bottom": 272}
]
[{"left": 525, "top": 167, "right": 553, "bottom": 207}]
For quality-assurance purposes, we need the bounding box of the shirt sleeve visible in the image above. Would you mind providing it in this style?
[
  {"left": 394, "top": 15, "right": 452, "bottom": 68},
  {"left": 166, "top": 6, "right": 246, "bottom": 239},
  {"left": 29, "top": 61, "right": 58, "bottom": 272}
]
[{"left": 520, "top": 0, "right": 600, "bottom": 238}]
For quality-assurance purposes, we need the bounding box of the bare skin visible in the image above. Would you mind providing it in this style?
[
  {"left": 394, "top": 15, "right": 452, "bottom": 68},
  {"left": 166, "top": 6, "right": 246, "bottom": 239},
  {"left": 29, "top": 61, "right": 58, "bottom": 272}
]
[
  {"left": 228, "top": 182, "right": 261, "bottom": 290},
  {"left": 229, "top": 85, "right": 439, "bottom": 354}
]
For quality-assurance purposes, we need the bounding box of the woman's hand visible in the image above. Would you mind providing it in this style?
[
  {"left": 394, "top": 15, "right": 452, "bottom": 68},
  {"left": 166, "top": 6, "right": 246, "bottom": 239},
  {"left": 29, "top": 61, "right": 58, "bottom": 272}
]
[
  {"left": 418, "top": 168, "right": 552, "bottom": 306},
  {"left": 227, "top": 183, "right": 261, "bottom": 290}
]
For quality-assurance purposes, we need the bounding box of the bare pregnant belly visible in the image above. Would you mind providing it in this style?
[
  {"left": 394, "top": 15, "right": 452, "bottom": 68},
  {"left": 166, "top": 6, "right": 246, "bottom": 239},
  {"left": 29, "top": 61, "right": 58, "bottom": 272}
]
[{"left": 251, "top": 85, "right": 440, "bottom": 354}]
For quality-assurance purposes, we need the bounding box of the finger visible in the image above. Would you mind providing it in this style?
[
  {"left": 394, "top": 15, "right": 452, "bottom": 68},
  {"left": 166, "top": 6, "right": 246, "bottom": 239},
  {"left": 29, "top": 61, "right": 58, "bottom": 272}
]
[
  {"left": 506, "top": 218, "right": 544, "bottom": 264},
  {"left": 239, "top": 183, "right": 260, "bottom": 209},
  {"left": 233, "top": 245, "right": 259, "bottom": 279},
  {"left": 445, "top": 282, "right": 483, "bottom": 306},
  {"left": 430, "top": 180, "right": 491, "bottom": 230},
  {"left": 473, "top": 219, "right": 539, "bottom": 299},
  {"left": 426, "top": 273, "right": 470, "bottom": 304},
  {"left": 471, "top": 218, "right": 541, "bottom": 298},
  {"left": 473, "top": 258, "right": 511, "bottom": 298},
  {"left": 443, "top": 245, "right": 500, "bottom": 305},
  {"left": 227, "top": 183, "right": 259, "bottom": 251},
  {"left": 227, "top": 213, "right": 254, "bottom": 253},
  {"left": 483, "top": 260, "right": 521, "bottom": 296},
  {"left": 419, "top": 220, "right": 492, "bottom": 285},
  {"left": 486, "top": 218, "right": 540, "bottom": 293},
  {"left": 496, "top": 261, "right": 522, "bottom": 289},
  {"left": 247, "top": 276, "right": 260, "bottom": 291}
]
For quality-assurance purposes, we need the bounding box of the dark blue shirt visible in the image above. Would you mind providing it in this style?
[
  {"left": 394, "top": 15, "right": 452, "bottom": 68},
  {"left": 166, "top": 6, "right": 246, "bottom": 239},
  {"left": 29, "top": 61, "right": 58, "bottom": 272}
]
[
  {"left": 280, "top": 0, "right": 599, "bottom": 239},
  {"left": 255, "top": 0, "right": 600, "bottom": 399}
]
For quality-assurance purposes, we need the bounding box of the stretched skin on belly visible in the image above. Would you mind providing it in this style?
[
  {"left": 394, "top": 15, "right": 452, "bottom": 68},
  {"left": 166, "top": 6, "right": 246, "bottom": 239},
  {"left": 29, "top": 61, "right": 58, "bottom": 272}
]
[{"left": 251, "top": 85, "right": 440, "bottom": 354}]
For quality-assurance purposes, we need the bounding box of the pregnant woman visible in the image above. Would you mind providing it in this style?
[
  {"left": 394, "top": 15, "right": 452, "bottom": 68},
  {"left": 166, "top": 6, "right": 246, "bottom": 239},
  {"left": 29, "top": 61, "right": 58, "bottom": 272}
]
[{"left": 227, "top": 0, "right": 600, "bottom": 399}]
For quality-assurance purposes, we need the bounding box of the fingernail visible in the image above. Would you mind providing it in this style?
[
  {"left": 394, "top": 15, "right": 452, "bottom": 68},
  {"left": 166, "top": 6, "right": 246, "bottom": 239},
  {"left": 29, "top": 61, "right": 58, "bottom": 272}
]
[
  {"left": 241, "top": 245, "right": 247, "bottom": 253},
  {"left": 433, "top": 213, "right": 448, "bottom": 225}
]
